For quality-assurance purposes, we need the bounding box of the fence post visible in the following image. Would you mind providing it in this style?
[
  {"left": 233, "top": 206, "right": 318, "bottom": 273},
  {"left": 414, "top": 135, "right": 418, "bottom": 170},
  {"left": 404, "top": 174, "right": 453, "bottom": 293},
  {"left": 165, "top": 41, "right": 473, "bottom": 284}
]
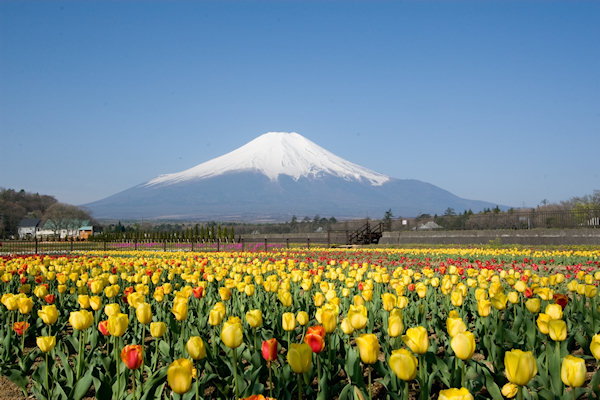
[
  {"left": 264, "top": 238, "right": 268, "bottom": 252},
  {"left": 286, "top": 238, "right": 290, "bottom": 249},
  {"left": 217, "top": 239, "right": 220, "bottom": 252},
  {"left": 241, "top": 238, "right": 245, "bottom": 251},
  {"left": 134, "top": 239, "right": 137, "bottom": 251},
  {"left": 163, "top": 240, "right": 166, "bottom": 251},
  {"left": 327, "top": 230, "right": 331, "bottom": 247},
  {"left": 104, "top": 241, "right": 107, "bottom": 251},
  {"left": 35, "top": 237, "right": 38, "bottom": 255},
  {"left": 70, "top": 238, "right": 74, "bottom": 252},
  {"left": 307, "top": 237, "right": 310, "bottom": 249},
  {"left": 191, "top": 240, "right": 194, "bottom": 252}
]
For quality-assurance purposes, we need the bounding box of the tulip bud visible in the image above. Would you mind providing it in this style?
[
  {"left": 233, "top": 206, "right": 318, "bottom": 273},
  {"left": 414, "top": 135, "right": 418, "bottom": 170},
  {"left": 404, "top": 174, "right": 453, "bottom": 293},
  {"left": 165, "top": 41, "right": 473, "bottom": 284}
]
[
  {"left": 221, "top": 316, "right": 243, "bottom": 348},
  {"left": 590, "top": 333, "right": 600, "bottom": 360},
  {"left": 136, "top": 302, "right": 153, "bottom": 325},
  {"left": 36, "top": 336, "right": 56, "bottom": 353},
  {"left": 381, "top": 293, "right": 396, "bottom": 311},
  {"left": 218, "top": 287, "right": 231, "bottom": 301},
  {"left": 387, "top": 314, "right": 404, "bottom": 338},
  {"left": 38, "top": 305, "right": 58, "bottom": 325},
  {"left": 348, "top": 304, "right": 368, "bottom": 331},
  {"left": 282, "top": 312, "right": 296, "bottom": 332},
  {"left": 107, "top": 313, "right": 129, "bottom": 337},
  {"left": 451, "top": 331, "right": 476, "bottom": 360},
  {"left": 389, "top": 348, "right": 418, "bottom": 381},
  {"left": 438, "top": 387, "right": 474, "bottom": 400},
  {"left": 168, "top": 358, "right": 194, "bottom": 394},
  {"left": 341, "top": 317, "right": 354, "bottom": 335},
  {"left": 245, "top": 309, "right": 263, "bottom": 328},
  {"left": 304, "top": 329, "right": 325, "bottom": 353},
  {"left": 105, "top": 303, "right": 121, "bottom": 317},
  {"left": 525, "top": 298, "right": 541, "bottom": 314},
  {"left": 70, "top": 310, "right": 94, "bottom": 331},
  {"left": 13, "top": 321, "right": 29, "bottom": 336},
  {"left": 545, "top": 303, "right": 563, "bottom": 320},
  {"left": 186, "top": 336, "right": 207, "bottom": 360},
  {"left": 402, "top": 326, "right": 429, "bottom": 355},
  {"left": 98, "top": 320, "right": 110, "bottom": 336},
  {"left": 446, "top": 317, "right": 467, "bottom": 338},
  {"left": 172, "top": 298, "right": 188, "bottom": 321},
  {"left": 548, "top": 319, "right": 567, "bottom": 342},
  {"left": 321, "top": 306, "right": 337, "bottom": 333},
  {"left": 356, "top": 333, "right": 379, "bottom": 364},
  {"left": 150, "top": 321, "right": 166, "bottom": 338},
  {"left": 121, "top": 344, "right": 143, "bottom": 369},
  {"left": 501, "top": 383, "right": 518, "bottom": 398},
  {"left": 78, "top": 295, "right": 90, "bottom": 309},
  {"left": 561, "top": 355, "right": 586, "bottom": 387},
  {"left": 296, "top": 311, "right": 309, "bottom": 326},
  {"left": 536, "top": 313, "right": 551, "bottom": 335},
  {"left": 262, "top": 338, "right": 278, "bottom": 362},
  {"left": 504, "top": 349, "right": 537, "bottom": 386},
  {"left": 287, "top": 343, "right": 312, "bottom": 374},
  {"left": 477, "top": 300, "right": 491, "bottom": 317}
]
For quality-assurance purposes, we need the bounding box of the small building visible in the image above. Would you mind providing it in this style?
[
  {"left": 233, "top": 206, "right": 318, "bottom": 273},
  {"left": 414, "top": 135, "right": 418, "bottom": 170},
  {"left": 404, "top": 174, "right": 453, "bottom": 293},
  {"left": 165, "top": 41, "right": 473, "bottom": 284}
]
[
  {"left": 18, "top": 218, "right": 41, "bottom": 239},
  {"left": 78, "top": 225, "right": 102, "bottom": 240}
]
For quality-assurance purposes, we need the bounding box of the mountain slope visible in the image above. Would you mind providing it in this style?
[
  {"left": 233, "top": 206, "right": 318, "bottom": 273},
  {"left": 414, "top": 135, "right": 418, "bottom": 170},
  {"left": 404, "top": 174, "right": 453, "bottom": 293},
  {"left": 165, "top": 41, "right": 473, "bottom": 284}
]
[{"left": 84, "top": 132, "right": 502, "bottom": 220}]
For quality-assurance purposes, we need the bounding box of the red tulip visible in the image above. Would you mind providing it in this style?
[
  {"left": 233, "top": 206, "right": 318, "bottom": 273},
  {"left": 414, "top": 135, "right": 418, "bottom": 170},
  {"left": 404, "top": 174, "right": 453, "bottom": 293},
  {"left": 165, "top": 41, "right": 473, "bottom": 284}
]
[
  {"left": 553, "top": 293, "right": 568, "bottom": 310},
  {"left": 98, "top": 320, "right": 110, "bottom": 336},
  {"left": 13, "top": 321, "right": 29, "bottom": 336},
  {"left": 44, "top": 294, "right": 55, "bottom": 304},
  {"left": 121, "top": 344, "right": 143, "bottom": 370},
  {"left": 306, "top": 325, "right": 325, "bottom": 339},
  {"left": 304, "top": 332, "right": 325, "bottom": 353},
  {"left": 262, "top": 338, "right": 278, "bottom": 362},
  {"left": 193, "top": 286, "right": 204, "bottom": 298}
]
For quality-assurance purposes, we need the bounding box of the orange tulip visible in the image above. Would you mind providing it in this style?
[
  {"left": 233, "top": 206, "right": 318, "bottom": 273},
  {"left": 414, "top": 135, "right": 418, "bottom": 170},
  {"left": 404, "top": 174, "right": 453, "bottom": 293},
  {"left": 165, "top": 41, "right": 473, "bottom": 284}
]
[
  {"left": 262, "top": 338, "right": 278, "bottom": 362},
  {"left": 121, "top": 344, "right": 143, "bottom": 370}
]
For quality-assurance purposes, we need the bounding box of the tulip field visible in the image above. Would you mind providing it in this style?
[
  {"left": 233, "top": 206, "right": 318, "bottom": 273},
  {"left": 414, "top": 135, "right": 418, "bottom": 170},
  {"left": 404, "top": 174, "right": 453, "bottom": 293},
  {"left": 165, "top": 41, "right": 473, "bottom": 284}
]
[{"left": 2, "top": 247, "right": 600, "bottom": 400}]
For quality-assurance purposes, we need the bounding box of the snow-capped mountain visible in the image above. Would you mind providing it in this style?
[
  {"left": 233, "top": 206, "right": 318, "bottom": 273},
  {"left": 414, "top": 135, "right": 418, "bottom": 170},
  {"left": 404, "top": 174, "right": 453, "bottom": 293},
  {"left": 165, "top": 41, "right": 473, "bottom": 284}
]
[
  {"left": 146, "top": 132, "right": 389, "bottom": 186},
  {"left": 84, "top": 132, "right": 502, "bottom": 221}
]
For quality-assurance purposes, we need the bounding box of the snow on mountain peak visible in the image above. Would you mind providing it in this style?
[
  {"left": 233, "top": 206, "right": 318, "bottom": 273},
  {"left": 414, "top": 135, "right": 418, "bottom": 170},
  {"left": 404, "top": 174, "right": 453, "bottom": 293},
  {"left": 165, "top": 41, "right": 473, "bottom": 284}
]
[{"left": 145, "top": 132, "right": 390, "bottom": 187}]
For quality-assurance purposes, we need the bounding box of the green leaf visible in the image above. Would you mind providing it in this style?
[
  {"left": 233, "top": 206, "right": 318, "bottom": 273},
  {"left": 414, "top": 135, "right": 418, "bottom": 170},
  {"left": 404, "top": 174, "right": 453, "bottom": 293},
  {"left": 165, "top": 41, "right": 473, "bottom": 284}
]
[
  {"left": 71, "top": 367, "right": 93, "bottom": 400},
  {"left": 484, "top": 372, "right": 504, "bottom": 400},
  {"left": 338, "top": 383, "right": 354, "bottom": 400},
  {"left": 5, "top": 367, "right": 28, "bottom": 391}
]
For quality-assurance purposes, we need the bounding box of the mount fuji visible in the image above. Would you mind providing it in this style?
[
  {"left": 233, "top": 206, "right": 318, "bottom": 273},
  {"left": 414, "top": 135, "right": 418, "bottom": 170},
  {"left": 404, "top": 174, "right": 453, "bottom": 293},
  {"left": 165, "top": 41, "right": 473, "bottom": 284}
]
[{"left": 84, "top": 132, "right": 500, "bottom": 221}]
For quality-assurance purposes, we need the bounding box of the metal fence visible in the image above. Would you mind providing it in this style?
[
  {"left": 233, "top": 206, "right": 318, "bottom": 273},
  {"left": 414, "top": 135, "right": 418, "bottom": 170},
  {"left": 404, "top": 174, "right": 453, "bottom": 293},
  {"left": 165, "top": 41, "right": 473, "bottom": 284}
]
[{"left": 0, "top": 236, "right": 339, "bottom": 255}]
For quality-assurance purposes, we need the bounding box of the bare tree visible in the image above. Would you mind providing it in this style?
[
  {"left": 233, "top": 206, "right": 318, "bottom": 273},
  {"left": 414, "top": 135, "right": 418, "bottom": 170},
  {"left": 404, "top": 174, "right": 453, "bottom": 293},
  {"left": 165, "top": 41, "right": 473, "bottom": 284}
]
[{"left": 42, "top": 203, "right": 92, "bottom": 239}]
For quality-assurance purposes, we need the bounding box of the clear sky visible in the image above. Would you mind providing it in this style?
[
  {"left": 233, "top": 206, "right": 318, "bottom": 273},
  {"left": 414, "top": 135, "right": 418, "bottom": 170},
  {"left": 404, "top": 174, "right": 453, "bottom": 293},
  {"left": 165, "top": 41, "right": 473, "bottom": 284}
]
[{"left": 1, "top": 0, "right": 598, "bottom": 211}]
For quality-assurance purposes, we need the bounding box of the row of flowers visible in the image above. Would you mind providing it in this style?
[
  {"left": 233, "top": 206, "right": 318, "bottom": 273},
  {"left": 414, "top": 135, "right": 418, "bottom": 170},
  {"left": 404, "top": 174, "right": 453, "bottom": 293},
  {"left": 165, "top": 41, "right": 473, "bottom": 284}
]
[{"left": 0, "top": 247, "right": 600, "bottom": 399}]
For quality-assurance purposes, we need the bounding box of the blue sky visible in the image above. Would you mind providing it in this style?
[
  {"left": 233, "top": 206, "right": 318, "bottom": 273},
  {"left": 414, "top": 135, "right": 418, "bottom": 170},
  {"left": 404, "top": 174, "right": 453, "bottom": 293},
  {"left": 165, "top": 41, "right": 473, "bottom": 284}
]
[{"left": 1, "top": 0, "right": 598, "bottom": 211}]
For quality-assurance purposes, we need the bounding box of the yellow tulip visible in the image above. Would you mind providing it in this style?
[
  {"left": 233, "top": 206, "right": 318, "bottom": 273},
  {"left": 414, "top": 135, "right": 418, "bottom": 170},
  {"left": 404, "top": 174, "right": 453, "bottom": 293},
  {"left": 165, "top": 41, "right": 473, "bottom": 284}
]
[
  {"left": 477, "top": 300, "right": 491, "bottom": 317},
  {"left": 287, "top": 343, "right": 312, "bottom": 373},
  {"left": 348, "top": 304, "right": 368, "bottom": 330},
  {"left": 356, "top": 333, "right": 380, "bottom": 364},
  {"left": 501, "top": 383, "right": 518, "bottom": 398},
  {"left": 186, "top": 336, "right": 207, "bottom": 360},
  {"left": 451, "top": 331, "right": 476, "bottom": 360},
  {"left": 321, "top": 306, "right": 337, "bottom": 333},
  {"left": 69, "top": 310, "right": 93, "bottom": 330},
  {"left": 282, "top": 312, "right": 296, "bottom": 331},
  {"left": 561, "top": 355, "right": 586, "bottom": 387},
  {"left": 313, "top": 292, "right": 325, "bottom": 307},
  {"left": 136, "top": 302, "right": 153, "bottom": 325},
  {"left": 245, "top": 309, "right": 263, "bottom": 328},
  {"left": 590, "top": 333, "right": 600, "bottom": 360},
  {"left": 536, "top": 313, "right": 551, "bottom": 335},
  {"left": 438, "top": 387, "right": 474, "bottom": 400},
  {"left": 548, "top": 319, "right": 567, "bottom": 342},
  {"left": 221, "top": 316, "right": 243, "bottom": 348},
  {"left": 89, "top": 296, "right": 102, "bottom": 311},
  {"left": 507, "top": 291, "right": 519, "bottom": 304},
  {"left": 244, "top": 284, "right": 255, "bottom": 297},
  {"left": 17, "top": 296, "right": 34, "bottom": 314},
  {"left": 34, "top": 285, "right": 48, "bottom": 298},
  {"left": 78, "top": 295, "right": 90, "bottom": 309},
  {"left": 381, "top": 293, "right": 396, "bottom": 311},
  {"left": 504, "top": 349, "right": 537, "bottom": 386},
  {"left": 451, "top": 291, "right": 463, "bottom": 307},
  {"left": 585, "top": 285, "right": 597, "bottom": 298},
  {"left": 491, "top": 292, "right": 507, "bottom": 310},
  {"left": 402, "top": 326, "right": 429, "bottom": 355},
  {"left": 341, "top": 317, "right": 355, "bottom": 335},
  {"left": 167, "top": 358, "right": 194, "bottom": 394},
  {"left": 38, "top": 305, "right": 58, "bottom": 325},
  {"left": 37, "top": 336, "right": 56, "bottom": 353},
  {"left": 389, "top": 348, "right": 418, "bottom": 381},
  {"left": 388, "top": 314, "right": 404, "bottom": 338},
  {"left": 2, "top": 294, "right": 18, "bottom": 311},
  {"left": 218, "top": 287, "right": 231, "bottom": 301},
  {"left": 107, "top": 313, "right": 129, "bottom": 337},
  {"left": 208, "top": 308, "right": 224, "bottom": 326},
  {"left": 415, "top": 284, "right": 427, "bottom": 299},
  {"left": 397, "top": 296, "right": 408, "bottom": 309},
  {"left": 545, "top": 304, "right": 563, "bottom": 320},
  {"left": 446, "top": 317, "right": 467, "bottom": 338},
  {"left": 105, "top": 303, "right": 121, "bottom": 317},
  {"left": 172, "top": 298, "right": 188, "bottom": 321},
  {"left": 525, "top": 298, "right": 541, "bottom": 314},
  {"left": 150, "top": 321, "right": 166, "bottom": 338},
  {"left": 296, "top": 311, "right": 309, "bottom": 326}
]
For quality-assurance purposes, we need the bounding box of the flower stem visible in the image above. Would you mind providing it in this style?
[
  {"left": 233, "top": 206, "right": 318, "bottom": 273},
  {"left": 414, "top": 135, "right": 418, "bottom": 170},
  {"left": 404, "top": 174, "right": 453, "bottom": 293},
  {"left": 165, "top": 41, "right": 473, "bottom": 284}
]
[
  {"left": 517, "top": 386, "right": 523, "bottom": 400},
  {"left": 298, "top": 373, "right": 303, "bottom": 400},
  {"left": 268, "top": 361, "right": 273, "bottom": 399},
  {"left": 368, "top": 367, "right": 372, "bottom": 400},
  {"left": 232, "top": 347, "right": 239, "bottom": 398},
  {"left": 45, "top": 352, "right": 50, "bottom": 398},
  {"left": 115, "top": 336, "right": 121, "bottom": 400}
]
